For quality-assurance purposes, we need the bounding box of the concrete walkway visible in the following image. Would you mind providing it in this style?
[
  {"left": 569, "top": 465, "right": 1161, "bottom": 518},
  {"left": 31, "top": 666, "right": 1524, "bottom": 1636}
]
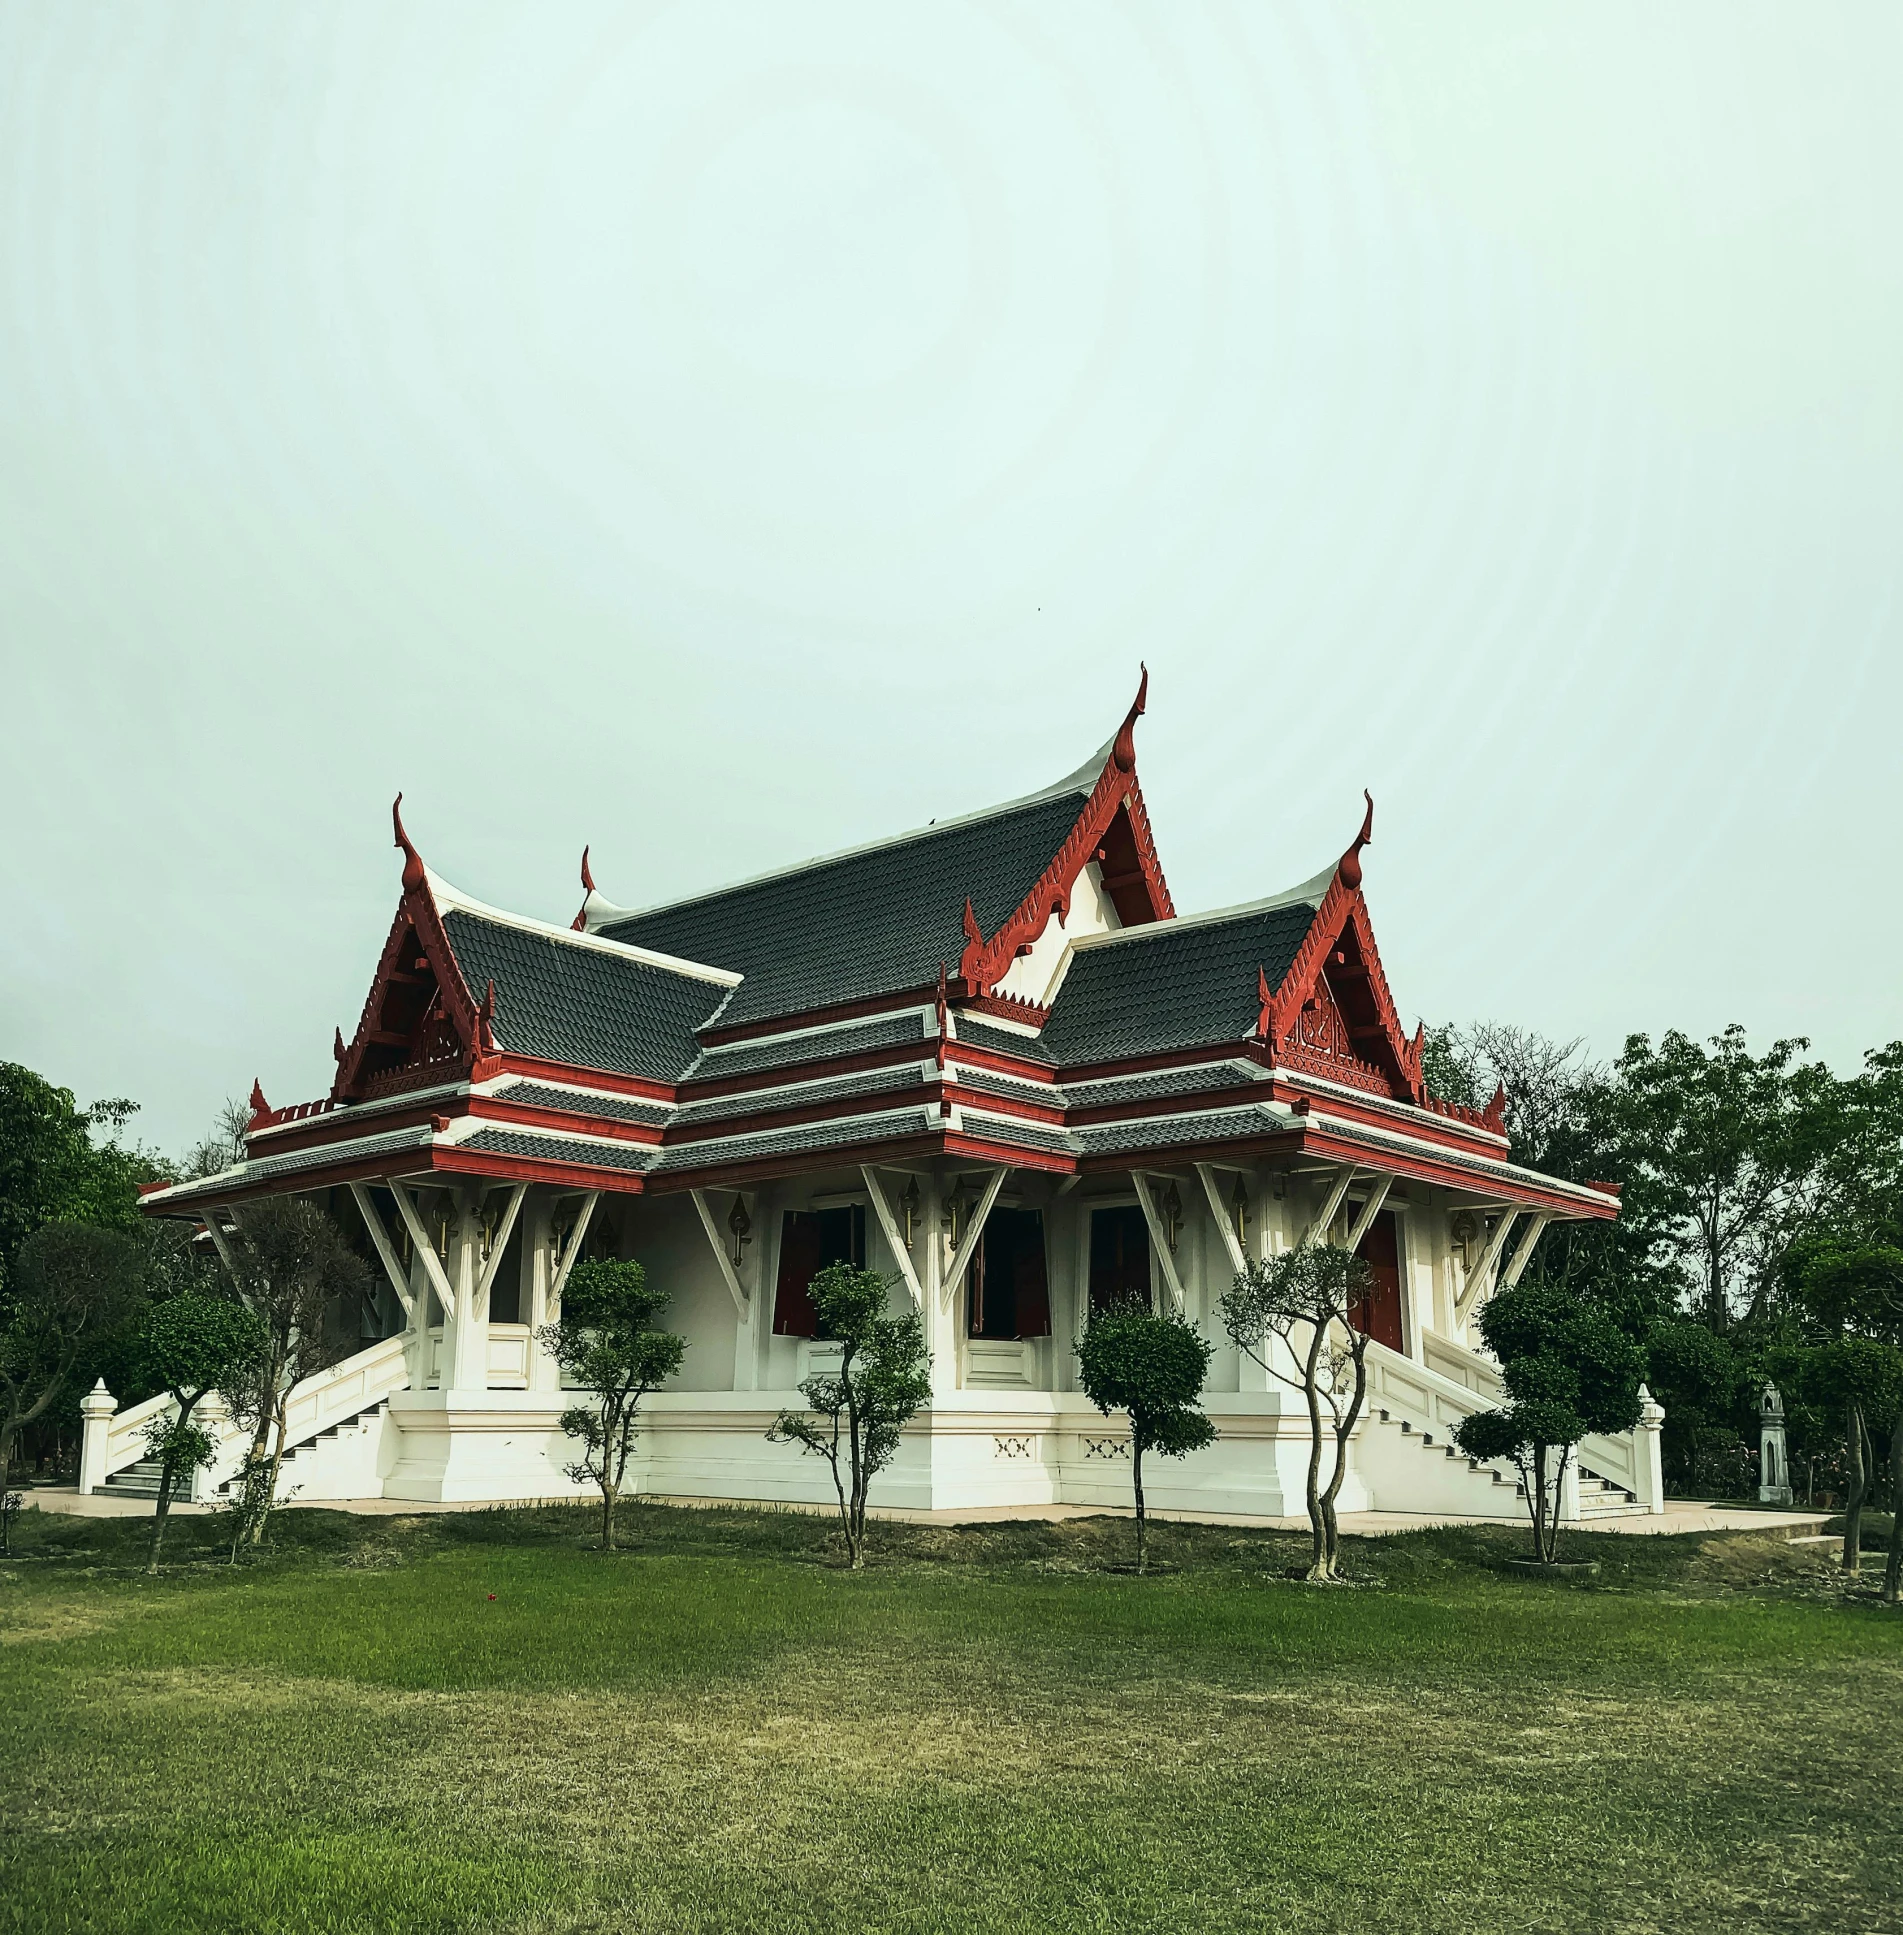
[{"left": 18, "top": 1485, "right": 1832, "bottom": 1539}]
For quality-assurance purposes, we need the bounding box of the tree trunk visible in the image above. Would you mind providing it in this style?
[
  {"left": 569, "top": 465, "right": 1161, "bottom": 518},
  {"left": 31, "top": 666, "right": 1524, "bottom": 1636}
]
[
  {"left": 1301, "top": 1326, "right": 1329, "bottom": 1581},
  {"left": 600, "top": 1478, "right": 618, "bottom": 1551},
  {"left": 1843, "top": 1403, "right": 1867, "bottom": 1576},
  {"left": 148, "top": 1464, "right": 176, "bottom": 1573},
  {"left": 253, "top": 1399, "right": 291, "bottom": 1545},
  {"left": 1882, "top": 1414, "right": 1903, "bottom": 1608},
  {"left": 1132, "top": 1439, "right": 1147, "bottom": 1576}
]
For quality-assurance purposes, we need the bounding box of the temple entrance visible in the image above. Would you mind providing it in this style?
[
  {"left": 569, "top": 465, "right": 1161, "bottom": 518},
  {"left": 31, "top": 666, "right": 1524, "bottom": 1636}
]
[{"left": 1349, "top": 1209, "right": 1405, "bottom": 1353}]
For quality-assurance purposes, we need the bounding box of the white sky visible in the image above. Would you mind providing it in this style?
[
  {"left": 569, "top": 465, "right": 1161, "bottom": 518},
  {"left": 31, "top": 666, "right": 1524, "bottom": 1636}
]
[{"left": 2, "top": 4, "right": 1898, "bottom": 1153}]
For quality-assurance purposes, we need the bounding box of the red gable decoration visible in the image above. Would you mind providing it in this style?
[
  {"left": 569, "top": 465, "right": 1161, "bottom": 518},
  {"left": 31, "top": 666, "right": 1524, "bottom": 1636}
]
[
  {"left": 1254, "top": 793, "right": 1427, "bottom": 1106},
  {"left": 330, "top": 797, "right": 496, "bottom": 1104},
  {"left": 952, "top": 666, "right": 1173, "bottom": 1000}
]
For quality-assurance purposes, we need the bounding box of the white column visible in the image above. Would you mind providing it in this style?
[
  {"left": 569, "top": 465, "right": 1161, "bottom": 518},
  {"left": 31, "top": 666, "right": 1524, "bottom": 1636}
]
[
  {"left": 1636, "top": 1384, "right": 1666, "bottom": 1514},
  {"left": 447, "top": 1190, "right": 486, "bottom": 1392},
  {"left": 926, "top": 1168, "right": 958, "bottom": 1399},
  {"left": 78, "top": 1379, "right": 116, "bottom": 1494},
  {"left": 731, "top": 1186, "right": 765, "bottom": 1394}
]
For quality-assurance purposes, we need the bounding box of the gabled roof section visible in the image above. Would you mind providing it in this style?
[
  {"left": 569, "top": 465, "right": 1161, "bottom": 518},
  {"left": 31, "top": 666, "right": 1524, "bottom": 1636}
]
[
  {"left": 594, "top": 672, "right": 1172, "bottom": 1034},
  {"left": 332, "top": 800, "right": 736, "bottom": 1102},
  {"left": 1039, "top": 892, "right": 1325, "bottom": 1068}
]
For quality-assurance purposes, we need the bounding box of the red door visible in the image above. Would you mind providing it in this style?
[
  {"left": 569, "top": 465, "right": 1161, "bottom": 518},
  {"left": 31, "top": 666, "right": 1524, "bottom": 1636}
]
[{"left": 1351, "top": 1211, "right": 1405, "bottom": 1352}]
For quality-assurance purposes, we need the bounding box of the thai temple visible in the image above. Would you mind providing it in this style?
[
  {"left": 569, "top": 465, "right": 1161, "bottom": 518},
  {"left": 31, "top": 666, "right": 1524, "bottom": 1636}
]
[{"left": 114, "top": 674, "right": 1664, "bottom": 1522}]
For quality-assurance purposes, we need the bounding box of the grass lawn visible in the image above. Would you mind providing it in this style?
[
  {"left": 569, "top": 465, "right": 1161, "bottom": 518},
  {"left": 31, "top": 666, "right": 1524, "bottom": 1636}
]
[{"left": 2, "top": 1501, "right": 1899, "bottom": 1935}]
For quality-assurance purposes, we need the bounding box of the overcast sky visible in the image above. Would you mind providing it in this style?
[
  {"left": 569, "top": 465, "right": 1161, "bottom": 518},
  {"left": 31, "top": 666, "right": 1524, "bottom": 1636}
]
[{"left": 2, "top": 4, "right": 1897, "bottom": 1155}]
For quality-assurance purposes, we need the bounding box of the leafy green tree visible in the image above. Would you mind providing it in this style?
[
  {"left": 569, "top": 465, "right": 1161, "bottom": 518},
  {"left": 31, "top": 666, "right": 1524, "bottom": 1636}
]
[
  {"left": 1789, "top": 1242, "right": 1903, "bottom": 1588},
  {"left": 1642, "top": 1316, "right": 1747, "bottom": 1496},
  {"left": 769, "top": 1263, "right": 930, "bottom": 1569},
  {"left": 539, "top": 1256, "right": 685, "bottom": 1551},
  {"left": 1605, "top": 1027, "right": 1840, "bottom": 1329},
  {"left": 218, "top": 1199, "right": 372, "bottom": 1551},
  {"left": 136, "top": 1292, "right": 266, "bottom": 1572},
  {"left": 1453, "top": 1276, "right": 1647, "bottom": 1564},
  {"left": 1221, "top": 1246, "right": 1371, "bottom": 1581},
  {"left": 1077, "top": 1300, "right": 1214, "bottom": 1576},
  {"left": 0, "top": 1224, "right": 146, "bottom": 1551},
  {"left": 0, "top": 1063, "right": 153, "bottom": 1274}
]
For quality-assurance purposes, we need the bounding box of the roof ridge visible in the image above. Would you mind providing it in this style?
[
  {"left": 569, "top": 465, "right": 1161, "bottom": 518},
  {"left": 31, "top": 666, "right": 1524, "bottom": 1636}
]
[
  {"left": 592, "top": 736, "right": 1111, "bottom": 933},
  {"left": 430, "top": 872, "right": 742, "bottom": 987},
  {"left": 1064, "top": 866, "right": 1336, "bottom": 954}
]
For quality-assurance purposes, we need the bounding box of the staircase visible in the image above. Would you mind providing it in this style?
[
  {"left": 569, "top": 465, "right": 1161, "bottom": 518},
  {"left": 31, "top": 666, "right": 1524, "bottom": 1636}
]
[
  {"left": 1358, "top": 1338, "right": 1651, "bottom": 1522},
  {"left": 84, "top": 1335, "right": 411, "bottom": 1503}
]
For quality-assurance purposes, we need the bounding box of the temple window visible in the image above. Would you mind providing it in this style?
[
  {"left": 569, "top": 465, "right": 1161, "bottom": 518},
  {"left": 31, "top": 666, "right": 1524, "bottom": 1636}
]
[
  {"left": 967, "top": 1208, "right": 1051, "bottom": 1340},
  {"left": 772, "top": 1204, "right": 866, "bottom": 1336},
  {"left": 1088, "top": 1204, "right": 1152, "bottom": 1313}
]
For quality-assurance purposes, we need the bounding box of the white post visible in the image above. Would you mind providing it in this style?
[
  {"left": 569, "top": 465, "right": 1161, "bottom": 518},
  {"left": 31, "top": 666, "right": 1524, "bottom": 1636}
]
[
  {"left": 525, "top": 1192, "right": 560, "bottom": 1393},
  {"left": 78, "top": 1379, "right": 116, "bottom": 1495},
  {"left": 193, "top": 1390, "right": 230, "bottom": 1502},
  {"left": 1636, "top": 1384, "right": 1666, "bottom": 1514},
  {"left": 448, "top": 1192, "right": 485, "bottom": 1392},
  {"left": 1558, "top": 1447, "right": 1582, "bottom": 1525}
]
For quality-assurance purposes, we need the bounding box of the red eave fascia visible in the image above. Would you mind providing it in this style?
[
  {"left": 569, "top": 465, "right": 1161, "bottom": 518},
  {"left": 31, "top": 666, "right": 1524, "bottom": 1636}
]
[
  {"left": 1053, "top": 1039, "right": 1259, "bottom": 1086},
  {"left": 470, "top": 1093, "right": 663, "bottom": 1147},
  {"left": 942, "top": 1079, "right": 1067, "bottom": 1127},
  {"left": 939, "top": 1039, "right": 1061, "bottom": 1085},
  {"left": 490, "top": 1053, "right": 677, "bottom": 1105},
  {"left": 1267, "top": 1075, "right": 1513, "bottom": 1164},
  {"left": 1295, "top": 1122, "right": 1617, "bottom": 1220},
  {"left": 941, "top": 1132, "right": 1072, "bottom": 1176}
]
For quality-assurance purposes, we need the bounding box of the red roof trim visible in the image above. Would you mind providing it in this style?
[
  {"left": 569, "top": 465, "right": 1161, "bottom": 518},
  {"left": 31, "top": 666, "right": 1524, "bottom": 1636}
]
[
  {"left": 953, "top": 669, "right": 1173, "bottom": 999},
  {"left": 697, "top": 987, "right": 935, "bottom": 1049}
]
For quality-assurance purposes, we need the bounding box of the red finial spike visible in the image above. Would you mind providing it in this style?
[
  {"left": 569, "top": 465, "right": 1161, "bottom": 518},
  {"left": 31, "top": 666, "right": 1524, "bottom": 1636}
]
[
  {"left": 1111, "top": 662, "right": 1149, "bottom": 774},
  {"left": 333, "top": 1026, "right": 348, "bottom": 1065},
  {"left": 248, "top": 1078, "right": 269, "bottom": 1124},
  {"left": 571, "top": 845, "right": 596, "bottom": 932},
  {"left": 580, "top": 845, "right": 595, "bottom": 894},
  {"left": 1337, "top": 790, "right": 1375, "bottom": 891},
  {"left": 478, "top": 979, "right": 498, "bottom": 1051},
  {"left": 962, "top": 897, "right": 983, "bottom": 948},
  {"left": 392, "top": 793, "right": 427, "bottom": 895},
  {"left": 1255, "top": 965, "right": 1274, "bottom": 1040},
  {"left": 934, "top": 963, "right": 949, "bottom": 1063}
]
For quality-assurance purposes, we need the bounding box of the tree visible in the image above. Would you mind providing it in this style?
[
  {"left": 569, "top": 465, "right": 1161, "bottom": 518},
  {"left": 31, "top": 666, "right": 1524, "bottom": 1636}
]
[
  {"left": 0, "top": 1224, "right": 145, "bottom": 1552},
  {"left": 1077, "top": 1300, "right": 1214, "bottom": 1576},
  {"left": 1422, "top": 1022, "right": 1603, "bottom": 1173},
  {"left": 0, "top": 1063, "right": 152, "bottom": 1275},
  {"left": 1221, "top": 1246, "right": 1373, "bottom": 1582},
  {"left": 217, "top": 1198, "right": 372, "bottom": 1552},
  {"left": 136, "top": 1292, "right": 266, "bottom": 1572},
  {"left": 1605, "top": 1027, "right": 1839, "bottom": 1329},
  {"left": 768, "top": 1263, "right": 930, "bottom": 1569},
  {"left": 1453, "top": 1276, "right": 1647, "bottom": 1564},
  {"left": 1789, "top": 1242, "right": 1903, "bottom": 1587},
  {"left": 539, "top": 1256, "right": 684, "bottom": 1551}
]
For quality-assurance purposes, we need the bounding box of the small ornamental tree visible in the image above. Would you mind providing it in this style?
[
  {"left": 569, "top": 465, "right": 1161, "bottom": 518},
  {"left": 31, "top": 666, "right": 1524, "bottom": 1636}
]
[
  {"left": 136, "top": 1292, "right": 266, "bottom": 1572},
  {"left": 1075, "top": 1300, "right": 1214, "bottom": 1575},
  {"left": 1453, "top": 1277, "right": 1646, "bottom": 1565},
  {"left": 1220, "top": 1246, "right": 1374, "bottom": 1582},
  {"left": 220, "top": 1198, "right": 372, "bottom": 1553},
  {"left": 539, "top": 1256, "right": 684, "bottom": 1550},
  {"left": 0, "top": 1223, "right": 146, "bottom": 1530},
  {"left": 769, "top": 1263, "right": 930, "bottom": 1569}
]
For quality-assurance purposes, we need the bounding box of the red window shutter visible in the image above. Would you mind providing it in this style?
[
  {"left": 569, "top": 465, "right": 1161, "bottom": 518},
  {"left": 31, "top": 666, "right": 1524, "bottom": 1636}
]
[
  {"left": 1013, "top": 1215, "right": 1050, "bottom": 1338},
  {"left": 1351, "top": 1211, "right": 1405, "bottom": 1353},
  {"left": 773, "top": 1212, "right": 824, "bottom": 1337}
]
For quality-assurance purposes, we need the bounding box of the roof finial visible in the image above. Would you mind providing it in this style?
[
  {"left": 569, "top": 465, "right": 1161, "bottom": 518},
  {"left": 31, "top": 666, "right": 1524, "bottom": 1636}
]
[
  {"left": 1255, "top": 965, "right": 1274, "bottom": 1040},
  {"left": 478, "top": 979, "right": 498, "bottom": 1052},
  {"left": 247, "top": 1078, "right": 269, "bottom": 1126},
  {"left": 392, "top": 793, "right": 427, "bottom": 895},
  {"left": 1112, "top": 662, "right": 1149, "bottom": 774},
  {"left": 572, "top": 844, "right": 596, "bottom": 932},
  {"left": 1337, "top": 790, "right": 1374, "bottom": 891}
]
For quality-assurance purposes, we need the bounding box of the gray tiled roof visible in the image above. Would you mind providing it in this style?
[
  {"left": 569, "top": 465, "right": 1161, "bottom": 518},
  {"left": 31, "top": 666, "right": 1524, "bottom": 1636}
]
[
  {"left": 956, "top": 1110, "right": 1073, "bottom": 1153},
  {"left": 650, "top": 1107, "right": 932, "bottom": 1174},
  {"left": 146, "top": 1126, "right": 438, "bottom": 1206},
  {"left": 444, "top": 911, "right": 725, "bottom": 1082},
  {"left": 1039, "top": 902, "right": 1321, "bottom": 1068},
  {"left": 672, "top": 1063, "right": 924, "bottom": 1128},
  {"left": 953, "top": 1017, "right": 1060, "bottom": 1066},
  {"left": 951, "top": 1067, "right": 1067, "bottom": 1106},
  {"left": 601, "top": 787, "right": 1095, "bottom": 1031},
  {"left": 1071, "top": 1105, "right": 1291, "bottom": 1156},
  {"left": 684, "top": 1010, "right": 927, "bottom": 1084},
  {"left": 1063, "top": 1060, "right": 1264, "bottom": 1109},
  {"left": 460, "top": 1127, "right": 656, "bottom": 1174},
  {"left": 491, "top": 1080, "right": 673, "bottom": 1127}
]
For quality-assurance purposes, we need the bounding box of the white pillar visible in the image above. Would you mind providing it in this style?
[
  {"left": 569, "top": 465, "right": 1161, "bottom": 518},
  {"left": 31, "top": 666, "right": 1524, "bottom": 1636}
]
[
  {"left": 78, "top": 1379, "right": 116, "bottom": 1494},
  {"left": 447, "top": 1190, "right": 486, "bottom": 1392},
  {"left": 524, "top": 1192, "right": 560, "bottom": 1393},
  {"left": 193, "top": 1390, "right": 231, "bottom": 1502},
  {"left": 1636, "top": 1383, "right": 1666, "bottom": 1514}
]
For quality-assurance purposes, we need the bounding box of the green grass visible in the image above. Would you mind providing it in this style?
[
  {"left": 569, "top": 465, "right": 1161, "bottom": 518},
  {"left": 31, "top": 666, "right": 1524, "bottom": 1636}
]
[{"left": 2, "top": 1501, "right": 1899, "bottom": 1934}]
